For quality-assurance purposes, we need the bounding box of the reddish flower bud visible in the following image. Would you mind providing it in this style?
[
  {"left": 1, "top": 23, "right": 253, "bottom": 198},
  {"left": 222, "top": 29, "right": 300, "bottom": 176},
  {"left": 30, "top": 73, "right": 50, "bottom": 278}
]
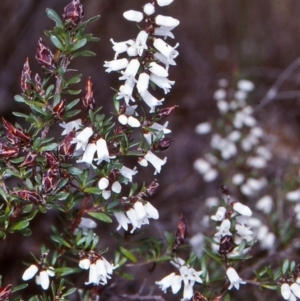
[
  {"left": 218, "top": 235, "right": 234, "bottom": 256},
  {"left": 0, "top": 145, "right": 19, "bottom": 158},
  {"left": 35, "top": 38, "right": 56, "bottom": 72},
  {"left": 0, "top": 284, "right": 12, "bottom": 300},
  {"left": 82, "top": 77, "right": 95, "bottom": 110},
  {"left": 44, "top": 151, "right": 59, "bottom": 167},
  {"left": 153, "top": 137, "right": 174, "bottom": 151},
  {"left": 63, "top": 0, "right": 84, "bottom": 30},
  {"left": 53, "top": 100, "right": 66, "bottom": 119},
  {"left": 34, "top": 73, "right": 45, "bottom": 96},
  {"left": 20, "top": 151, "right": 37, "bottom": 167},
  {"left": 108, "top": 168, "right": 121, "bottom": 182},
  {"left": 2, "top": 117, "right": 31, "bottom": 145},
  {"left": 42, "top": 163, "right": 60, "bottom": 194},
  {"left": 15, "top": 190, "right": 44, "bottom": 205},
  {"left": 190, "top": 291, "right": 208, "bottom": 301},
  {"left": 21, "top": 57, "right": 33, "bottom": 93},
  {"left": 58, "top": 129, "right": 76, "bottom": 159},
  {"left": 155, "top": 105, "right": 178, "bottom": 120},
  {"left": 145, "top": 179, "right": 159, "bottom": 196},
  {"left": 173, "top": 214, "right": 187, "bottom": 251}
]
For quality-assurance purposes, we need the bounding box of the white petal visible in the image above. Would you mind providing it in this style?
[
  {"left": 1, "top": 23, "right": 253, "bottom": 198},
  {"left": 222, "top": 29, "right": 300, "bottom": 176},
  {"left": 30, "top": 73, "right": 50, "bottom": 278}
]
[
  {"left": 86, "top": 263, "right": 99, "bottom": 285},
  {"left": 155, "top": 15, "right": 179, "bottom": 28},
  {"left": 155, "top": 272, "right": 175, "bottom": 292},
  {"left": 123, "top": 10, "right": 143, "bottom": 22},
  {"left": 79, "top": 258, "right": 91, "bottom": 270},
  {"left": 39, "top": 270, "right": 50, "bottom": 290},
  {"left": 102, "top": 190, "right": 111, "bottom": 200},
  {"left": 134, "top": 201, "right": 147, "bottom": 220},
  {"left": 281, "top": 283, "right": 292, "bottom": 300},
  {"left": 171, "top": 275, "right": 182, "bottom": 293},
  {"left": 98, "top": 177, "right": 109, "bottom": 190},
  {"left": 149, "top": 62, "right": 168, "bottom": 77},
  {"left": 114, "top": 212, "right": 130, "bottom": 231},
  {"left": 143, "top": 3, "right": 155, "bottom": 15},
  {"left": 144, "top": 150, "right": 167, "bottom": 174},
  {"left": 127, "top": 116, "right": 141, "bottom": 128},
  {"left": 137, "top": 73, "right": 150, "bottom": 94},
  {"left": 118, "top": 114, "right": 128, "bottom": 125},
  {"left": 120, "top": 166, "right": 138, "bottom": 182},
  {"left": 104, "top": 58, "right": 129, "bottom": 72},
  {"left": 290, "top": 283, "right": 300, "bottom": 298},
  {"left": 144, "top": 202, "right": 159, "bottom": 219},
  {"left": 112, "top": 181, "right": 122, "bottom": 193},
  {"left": 233, "top": 202, "right": 252, "bottom": 217},
  {"left": 22, "top": 264, "right": 38, "bottom": 280}
]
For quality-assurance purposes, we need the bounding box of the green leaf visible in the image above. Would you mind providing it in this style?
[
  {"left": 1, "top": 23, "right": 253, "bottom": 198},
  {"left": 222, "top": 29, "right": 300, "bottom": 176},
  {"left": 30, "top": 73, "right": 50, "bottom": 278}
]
[
  {"left": 68, "top": 167, "right": 83, "bottom": 176},
  {"left": 88, "top": 212, "right": 112, "bottom": 223},
  {"left": 13, "top": 111, "right": 29, "bottom": 119},
  {"left": 71, "top": 50, "right": 96, "bottom": 59},
  {"left": 119, "top": 247, "right": 137, "bottom": 263},
  {"left": 39, "top": 143, "right": 58, "bottom": 152},
  {"left": 66, "top": 98, "right": 80, "bottom": 110},
  {"left": 64, "top": 89, "right": 81, "bottom": 95},
  {"left": 69, "top": 38, "right": 87, "bottom": 52},
  {"left": 50, "top": 235, "right": 71, "bottom": 248},
  {"left": 11, "top": 283, "right": 28, "bottom": 293},
  {"left": 0, "top": 187, "right": 7, "bottom": 201},
  {"left": 63, "top": 287, "right": 77, "bottom": 297},
  {"left": 83, "top": 187, "right": 102, "bottom": 195},
  {"left": 51, "top": 35, "right": 64, "bottom": 51},
  {"left": 67, "top": 74, "right": 82, "bottom": 85},
  {"left": 55, "top": 267, "right": 81, "bottom": 276},
  {"left": 9, "top": 220, "right": 29, "bottom": 231},
  {"left": 14, "top": 95, "right": 25, "bottom": 103},
  {"left": 46, "top": 8, "right": 63, "bottom": 27},
  {"left": 21, "top": 228, "right": 32, "bottom": 236},
  {"left": 282, "top": 259, "right": 290, "bottom": 275}
]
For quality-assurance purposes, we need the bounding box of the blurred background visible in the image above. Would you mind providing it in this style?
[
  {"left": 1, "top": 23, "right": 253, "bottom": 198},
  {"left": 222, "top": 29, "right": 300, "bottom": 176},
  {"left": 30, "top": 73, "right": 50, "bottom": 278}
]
[{"left": 1, "top": 0, "right": 300, "bottom": 300}]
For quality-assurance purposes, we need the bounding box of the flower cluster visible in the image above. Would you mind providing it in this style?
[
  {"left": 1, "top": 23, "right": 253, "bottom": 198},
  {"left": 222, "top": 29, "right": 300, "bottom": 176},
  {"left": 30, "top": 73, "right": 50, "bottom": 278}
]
[{"left": 156, "top": 258, "right": 203, "bottom": 300}]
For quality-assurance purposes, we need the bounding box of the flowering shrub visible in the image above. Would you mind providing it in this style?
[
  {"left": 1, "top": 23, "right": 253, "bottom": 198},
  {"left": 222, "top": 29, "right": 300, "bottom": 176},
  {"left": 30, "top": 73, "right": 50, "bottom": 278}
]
[{"left": 1, "top": 1, "right": 300, "bottom": 301}]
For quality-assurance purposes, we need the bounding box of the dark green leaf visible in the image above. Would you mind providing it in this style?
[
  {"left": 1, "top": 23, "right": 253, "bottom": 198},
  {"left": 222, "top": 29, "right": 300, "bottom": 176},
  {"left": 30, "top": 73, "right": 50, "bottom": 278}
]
[
  {"left": 84, "top": 187, "right": 102, "bottom": 195},
  {"left": 11, "top": 283, "right": 28, "bottom": 293},
  {"left": 70, "top": 38, "right": 87, "bottom": 52},
  {"left": 119, "top": 246, "right": 137, "bottom": 263},
  {"left": 9, "top": 220, "right": 29, "bottom": 231},
  {"left": 88, "top": 212, "right": 112, "bottom": 223},
  {"left": 67, "top": 74, "right": 82, "bottom": 85},
  {"left": 68, "top": 167, "right": 83, "bottom": 176},
  {"left": 13, "top": 111, "right": 29, "bottom": 118},
  {"left": 71, "top": 50, "right": 96, "bottom": 59},
  {"left": 39, "top": 143, "right": 58, "bottom": 152},
  {"left": 63, "top": 287, "right": 77, "bottom": 297},
  {"left": 50, "top": 235, "right": 71, "bottom": 248},
  {"left": 55, "top": 267, "right": 81, "bottom": 276},
  {"left": 14, "top": 95, "right": 25, "bottom": 103},
  {"left": 66, "top": 98, "right": 80, "bottom": 110}
]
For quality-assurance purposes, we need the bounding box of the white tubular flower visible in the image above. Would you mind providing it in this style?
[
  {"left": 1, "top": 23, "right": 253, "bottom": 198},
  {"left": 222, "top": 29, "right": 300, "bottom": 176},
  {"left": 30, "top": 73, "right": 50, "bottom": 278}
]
[
  {"left": 232, "top": 173, "right": 244, "bottom": 185},
  {"left": 144, "top": 150, "right": 167, "bottom": 174},
  {"left": 195, "top": 122, "right": 211, "bottom": 134},
  {"left": 237, "top": 79, "right": 255, "bottom": 92},
  {"left": 226, "top": 267, "right": 246, "bottom": 290},
  {"left": 215, "top": 219, "right": 232, "bottom": 237},
  {"left": 150, "top": 74, "right": 175, "bottom": 94},
  {"left": 118, "top": 114, "right": 141, "bottom": 127},
  {"left": 126, "top": 206, "right": 144, "bottom": 233},
  {"left": 60, "top": 118, "right": 82, "bottom": 135},
  {"left": 140, "top": 90, "right": 164, "bottom": 113},
  {"left": 137, "top": 72, "right": 150, "bottom": 94},
  {"left": 154, "top": 26, "right": 175, "bottom": 39},
  {"left": 157, "top": 0, "right": 174, "bottom": 6},
  {"left": 123, "top": 10, "right": 144, "bottom": 22},
  {"left": 156, "top": 272, "right": 176, "bottom": 293},
  {"left": 149, "top": 62, "right": 169, "bottom": 77},
  {"left": 95, "top": 257, "right": 115, "bottom": 284},
  {"left": 22, "top": 264, "right": 38, "bottom": 280},
  {"left": 127, "top": 44, "right": 139, "bottom": 57},
  {"left": 143, "top": 3, "right": 155, "bottom": 15},
  {"left": 155, "top": 15, "right": 180, "bottom": 28},
  {"left": 75, "top": 217, "right": 97, "bottom": 235},
  {"left": 104, "top": 58, "right": 129, "bottom": 73},
  {"left": 153, "top": 38, "right": 179, "bottom": 68},
  {"left": 233, "top": 202, "right": 252, "bottom": 217},
  {"left": 72, "top": 127, "right": 93, "bottom": 151},
  {"left": 144, "top": 201, "right": 159, "bottom": 219},
  {"left": 76, "top": 142, "right": 97, "bottom": 165},
  {"left": 119, "top": 59, "right": 140, "bottom": 80},
  {"left": 135, "top": 30, "right": 149, "bottom": 56},
  {"left": 114, "top": 211, "right": 131, "bottom": 231},
  {"left": 281, "top": 283, "right": 292, "bottom": 300},
  {"left": 110, "top": 39, "right": 134, "bottom": 59},
  {"left": 291, "top": 283, "right": 300, "bottom": 298},
  {"left": 117, "top": 78, "right": 136, "bottom": 103},
  {"left": 211, "top": 206, "right": 226, "bottom": 221},
  {"left": 144, "top": 121, "right": 171, "bottom": 144},
  {"left": 79, "top": 258, "right": 91, "bottom": 270},
  {"left": 256, "top": 195, "right": 273, "bottom": 214},
  {"left": 95, "top": 138, "right": 115, "bottom": 164},
  {"left": 286, "top": 189, "right": 300, "bottom": 201},
  {"left": 98, "top": 177, "right": 109, "bottom": 190},
  {"left": 86, "top": 263, "right": 98, "bottom": 285},
  {"left": 120, "top": 165, "right": 138, "bottom": 182},
  {"left": 39, "top": 270, "right": 50, "bottom": 290}
]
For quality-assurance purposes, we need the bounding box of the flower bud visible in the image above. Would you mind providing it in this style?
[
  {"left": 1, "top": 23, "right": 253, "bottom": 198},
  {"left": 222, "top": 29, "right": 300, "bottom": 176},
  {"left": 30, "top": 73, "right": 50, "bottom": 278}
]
[
  {"left": 155, "top": 15, "right": 179, "bottom": 28},
  {"left": 15, "top": 190, "right": 44, "bottom": 205},
  {"left": 218, "top": 235, "right": 234, "bottom": 256},
  {"left": 145, "top": 179, "right": 159, "bottom": 196},
  {"left": 35, "top": 38, "right": 56, "bottom": 72},
  {"left": 172, "top": 214, "right": 187, "bottom": 251},
  {"left": 21, "top": 58, "right": 32, "bottom": 93},
  {"left": 63, "top": 0, "right": 84, "bottom": 30},
  {"left": 155, "top": 105, "right": 178, "bottom": 120},
  {"left": 42, "top": 163, "right": 60, "bottom": 194},
  {"left": 82, "top": 77, "right": 95, "bottom": 110},
  {"left": 143, "top": 3, "right": 155, "bottom": 15},
  {"left": 2, "top": 117, "right": 31, "bottom": 145},
  {"left": 108, "top": 168, "right": 121, "bottom": 183},
  {"left": 44, "top": 151, "right": 59, "bottom": 167},
  {"left": 20, "top": 152, "right": 37, "bottom": 167},
  {"left": 153, "top": 138, "right": 174, "bottom": 151},
  {"left": 58, "top": 129, "right": 76, "bottom": 159},
  {"left": 123, "top": 10, "right": 144, "bottom": 22},
  {"left": 53, "top": 99, "right": 66, "bottom": 119},
  {"left": 0, "top": 145, "right": 19, "bottom": 158},
  {"left": 34, "top": 73, "right": 45, "bottom": 96}
]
